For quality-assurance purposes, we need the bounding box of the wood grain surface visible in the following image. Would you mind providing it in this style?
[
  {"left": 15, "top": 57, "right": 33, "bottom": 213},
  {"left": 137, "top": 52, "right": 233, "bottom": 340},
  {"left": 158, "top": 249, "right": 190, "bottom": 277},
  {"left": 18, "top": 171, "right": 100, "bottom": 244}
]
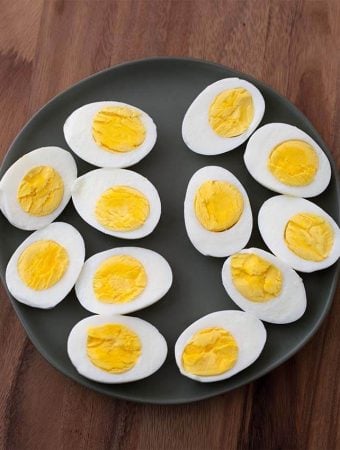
[{"left": 0, "top": 1, "right": 339, "bottom": 449}]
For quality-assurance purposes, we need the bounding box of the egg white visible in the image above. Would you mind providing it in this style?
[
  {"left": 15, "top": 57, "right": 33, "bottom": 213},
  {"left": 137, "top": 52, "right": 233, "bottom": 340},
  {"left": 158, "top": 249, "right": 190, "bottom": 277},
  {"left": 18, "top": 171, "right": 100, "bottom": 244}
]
[
  {"left": 75, "top": 247, "right": 173, "bottom": 315},
  {"left": 244, "top": 123, "right": 331, "bottom": 197},
  {"left": 258, "top": 195, "right": 340, "bottom": 272},
  {"left": 0, "top": 147, "right": 77, "bottom": 230},
  {"left": 71, "top": 168, "right": 161, "bottom": 239},
  {"left": 184, "top": 166, "right": 253, "bottom": 257},
  {"left": 67, "top": 314, "right": 168, "bottom": 383},
  {"left": 175, "top": 310, "right": 266, "bottom": 382},
  {"left": 222, "top": 248, "right": 306, "bottom": 323},
  {"left": 5, "top": 222, "right": 85, "bottom": 308},
  {"left": 182, "top": 78, "right": 265, "bottom": 155},
  {"left": 63, "top": 102, "right": 157, "bottom": 168}
]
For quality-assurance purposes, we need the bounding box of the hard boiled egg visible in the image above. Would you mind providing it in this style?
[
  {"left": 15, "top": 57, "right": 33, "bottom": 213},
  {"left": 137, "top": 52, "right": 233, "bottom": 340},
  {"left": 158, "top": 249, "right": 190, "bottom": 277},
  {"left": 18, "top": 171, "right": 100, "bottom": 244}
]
[
  {"left": 0, "top": 147, "right": 77, "bottom": 230},
  {"left": 72, "top": 168, "right": 161, "bottom": 239},
  {"left": 222, "top": 248, "right": 306, "bottom": 323},
  {"left": 258, "top": 195, "right": 340, "bottom": 272},
  {"left": 182, "top": 78, "right": 265, "bottom": 155},
  {"left": 244, "top": 123, "right": 331, "bottom": 197},
  {"left": 184, "top": 166, "right": 252, "bottom": 257},
  {"left": 175, "top": 310, "right": 266, "bottom": 382},
  {"left": 67, "top": 314, "right": 167, "bottom": 383},
  {"left": 6, "top": 222, "right": 85, "bottom": 308},
  {"left": 75, "top": 247, "right": 173, "bottom": 315},
  {"left": 64, "top": 102, "right": 157, "bottom": 168}
]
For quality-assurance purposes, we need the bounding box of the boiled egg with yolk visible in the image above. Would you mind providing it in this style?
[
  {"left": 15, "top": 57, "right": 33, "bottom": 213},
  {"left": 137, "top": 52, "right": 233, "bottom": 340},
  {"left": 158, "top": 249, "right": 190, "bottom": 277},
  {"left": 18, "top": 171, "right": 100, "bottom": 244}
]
[
  {"left": 63, "top": 102, "right": 157, "bottom": 168},
  {"left": 67, "top": 314, "right": 167, "bottom": 383},
  {"left": 182, "top": 78, "right": 265, "bottom": 155},
  {"left": 222, "top": 248, "right": 306, "bottom": 323},
  {"left": 175, "top": 310, "right": 266, "bottom": 382},
  {"left": 5, "top": 222, "right": 85, "bottom": 308},
  {"left": 72, "top": 168, "right": 161, "bottom": 239},
  {"left": 75, "top": 247, "right": 173, "bottom": 315},
  {"left": 0, "top": 147, "right": 77, "bottom": 230},
  {"left": 244, "top": 123, "right": 331, "bottom": 197},
  {"left": 184, "top": 166, "right": 252, "bottom": 257},
  {"left": 258, "top": 195, "right": 340, "bottom": 272}
]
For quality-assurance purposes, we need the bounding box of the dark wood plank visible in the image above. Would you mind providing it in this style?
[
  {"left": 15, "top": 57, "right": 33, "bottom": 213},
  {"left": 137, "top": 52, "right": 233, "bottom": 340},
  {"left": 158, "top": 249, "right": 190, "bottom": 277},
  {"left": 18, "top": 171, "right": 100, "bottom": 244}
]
[{"left": 0, "top": 1, "right": 339, "bottom": 449}]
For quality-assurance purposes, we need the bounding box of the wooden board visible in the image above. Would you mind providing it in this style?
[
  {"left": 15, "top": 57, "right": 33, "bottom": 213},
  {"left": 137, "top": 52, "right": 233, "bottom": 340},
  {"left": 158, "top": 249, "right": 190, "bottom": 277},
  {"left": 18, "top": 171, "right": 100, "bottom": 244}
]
[{"left": 0, "top": 1, "right": 339, "bottom": 448}]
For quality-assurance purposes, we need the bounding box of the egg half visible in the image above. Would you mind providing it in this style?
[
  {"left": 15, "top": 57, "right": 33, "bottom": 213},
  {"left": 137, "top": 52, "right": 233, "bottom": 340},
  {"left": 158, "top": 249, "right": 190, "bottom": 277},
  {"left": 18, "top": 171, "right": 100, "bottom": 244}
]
[
  {"left": 0, "top": 147, "right": 77, "bottom": 230},
  {"left": 75, "top": 247, "right": 173, "bottom": 315},
  {"left": 5, "top": 222, "right": 85, "bottom": 308},
  {"left": 244, "top": 123, "right": 331, "bottom": 197},
  {"left": 72, "top": 168, "right": 161, "bottom": 239},
  {"left": 175, "top": 310, "right": 266, "bottom": 382},
  {"left": 258, "top": 195, "right": 340, "bottom": 272},
  {"left": 184, "top": 166, "right": 252, "bottom": 257},
  {"left": 222, "top": 248, "right": 306, "bottom": 323},
  {"left": 182, "top": 78, "right": 265, "bottom": 155},
  {"left": 64, "top": 101, "right": 157, "bottom": 168},
  {"left": 67, "top": 314, "right": 167, "bottom": 383}
]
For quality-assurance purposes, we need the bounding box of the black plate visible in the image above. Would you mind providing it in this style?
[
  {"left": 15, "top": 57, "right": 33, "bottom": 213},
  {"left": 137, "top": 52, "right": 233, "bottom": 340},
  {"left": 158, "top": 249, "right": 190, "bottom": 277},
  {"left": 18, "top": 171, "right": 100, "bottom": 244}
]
[{"left": 0, "top": 58, "right": 339, "bottom": 404}]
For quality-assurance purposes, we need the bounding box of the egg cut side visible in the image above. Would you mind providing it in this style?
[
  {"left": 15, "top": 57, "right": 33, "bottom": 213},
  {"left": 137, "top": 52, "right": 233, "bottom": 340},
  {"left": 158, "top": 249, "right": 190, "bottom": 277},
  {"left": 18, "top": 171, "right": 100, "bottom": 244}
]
[
  {"left": 182, "top": 78, "right": 265, "bottom": 155},
  {"left": 222, "top": 248, "right": 306, "bottom": 323},
  {"left": 63, "top": 101, "right": 157, "bottom": 168},
  {"left": 5, "top": 222, "right": 85, "bottom": 308},
  {"left": 175, "top": 310, "right": 266, "bottom": 382},
  {"left": 67, "top": 314, "right": 168, "bottom": 383}
]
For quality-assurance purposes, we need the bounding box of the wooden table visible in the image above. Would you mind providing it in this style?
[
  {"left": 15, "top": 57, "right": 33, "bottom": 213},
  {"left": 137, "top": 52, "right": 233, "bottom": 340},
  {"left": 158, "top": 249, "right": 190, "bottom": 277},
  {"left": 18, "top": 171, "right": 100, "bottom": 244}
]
[{"left": 0, "top": 1, "right": 339, "bottom": 449}]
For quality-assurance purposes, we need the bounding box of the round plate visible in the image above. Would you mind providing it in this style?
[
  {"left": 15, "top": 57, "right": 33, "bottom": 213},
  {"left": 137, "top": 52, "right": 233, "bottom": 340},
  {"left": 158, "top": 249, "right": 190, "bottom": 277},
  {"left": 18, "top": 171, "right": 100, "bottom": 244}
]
[{"left": 0, "top": 57, "right": 339, "bottom": 404}]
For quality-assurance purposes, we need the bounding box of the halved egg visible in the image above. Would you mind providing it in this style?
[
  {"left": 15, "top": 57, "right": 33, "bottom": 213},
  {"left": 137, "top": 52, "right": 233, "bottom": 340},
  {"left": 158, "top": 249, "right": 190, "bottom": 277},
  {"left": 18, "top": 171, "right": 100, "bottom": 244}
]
[
  {"left": 184, "top": 166, "right": 252, "bottom": 257},
  {"left": 5, "top": 222, "right": 85, "bottom": 308},
  {"left": 67, "top": 314, "right": 167, "bottom": 383},
  {"left": 175, "top": 310, "right": 266, "bottom": 382},
  {"left": 72, "top": 168, "right": 161, "bottom": 239},
  {"left": 0, "top": 147, "right": 77, "bottom": 230},
  {"left": 75, "top": 247, "right": 173, "bottom": 315},
  {"left": 222, "top": 248, "right": 306, "bottom": 323},
  {"left": 244, "top": 123, "right": 331, "bottom": 197},
  {"left": 63, "top": 102, "right": 157, "bottom": 168},
  {"left": 182, "top": 78, "right": 265, "bottom": 155},
  {"left": 258, "top": 195, "right": 340, "bottom": 272}
]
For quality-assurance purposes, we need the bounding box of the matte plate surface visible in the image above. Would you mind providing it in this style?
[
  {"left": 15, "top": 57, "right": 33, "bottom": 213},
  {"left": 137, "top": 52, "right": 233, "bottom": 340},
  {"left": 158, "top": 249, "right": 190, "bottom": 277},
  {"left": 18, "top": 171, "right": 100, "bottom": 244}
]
[{"left": 0, "top": 58, "right": 339, "bottom": 404}]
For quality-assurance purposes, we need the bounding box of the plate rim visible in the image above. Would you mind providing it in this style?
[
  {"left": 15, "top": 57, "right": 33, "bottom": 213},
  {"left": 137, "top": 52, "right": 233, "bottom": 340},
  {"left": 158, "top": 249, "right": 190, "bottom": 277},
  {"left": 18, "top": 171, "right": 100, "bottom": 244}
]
[{"left": 0, "top": 56, "right": 339, "bottom": 405}]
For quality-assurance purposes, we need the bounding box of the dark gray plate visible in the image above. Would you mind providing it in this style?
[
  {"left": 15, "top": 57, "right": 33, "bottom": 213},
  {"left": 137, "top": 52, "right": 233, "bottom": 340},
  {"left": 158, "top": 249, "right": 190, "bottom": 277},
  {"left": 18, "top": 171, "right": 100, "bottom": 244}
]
[{"left": 0, "top": 57, "right": 339, "bottom": 405}]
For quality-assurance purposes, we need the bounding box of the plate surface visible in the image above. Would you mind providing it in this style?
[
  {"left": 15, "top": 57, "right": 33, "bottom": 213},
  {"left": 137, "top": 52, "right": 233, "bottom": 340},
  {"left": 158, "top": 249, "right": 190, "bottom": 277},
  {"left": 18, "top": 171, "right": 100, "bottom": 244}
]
[{"left": 0, "top": 57, "right": 339, "bottom": 404}]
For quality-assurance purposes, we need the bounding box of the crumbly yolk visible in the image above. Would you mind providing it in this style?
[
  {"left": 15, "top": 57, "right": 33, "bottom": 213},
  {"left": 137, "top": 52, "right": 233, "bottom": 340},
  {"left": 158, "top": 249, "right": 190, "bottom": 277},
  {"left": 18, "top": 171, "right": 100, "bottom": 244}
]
[
  {"left": 17, "top": 240, "right": 69, "bottom": 290},
  {"left": 209, "top": 88, "right": 254, "bottom": 138},
  {"left": 95, "top": 185, "right": 150, "bottom": 232},
  {"left": 268, "top": 140, "right": 319, "bottom": 186},
  {"left": 17, "top": 166, "right": 64, "bottom": 216},
  {"left": 194, "top": 180, "right": 244, "bottom": 232},
  {"left": 182, "top": 327, "right": 238, "bottom": 376},
  {"left": 87, "top": 324, "right": 142, "bottom": 373},
  {"left": 93, "top": 255, "right": 147, "bottom": 304},
  {"left": 284, "top": 212, "right": 334, "bottom": 261},
  {"left": 92, "top": 106, "right": 146, "bottom": 153},
  {"left": 231, "top": 253, "right": 283, "bottom": 302}
]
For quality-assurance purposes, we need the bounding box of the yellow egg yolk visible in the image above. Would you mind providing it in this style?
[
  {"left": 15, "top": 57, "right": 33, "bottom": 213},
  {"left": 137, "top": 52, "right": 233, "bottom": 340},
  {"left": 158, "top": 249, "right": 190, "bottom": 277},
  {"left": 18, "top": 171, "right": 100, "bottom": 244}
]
[
  {"left": 268, "top": 140, "right": 319, "bottom": 186},
  {"left": 87, "top": 324, "right": 142, "bottom": 373},
  {"left": 230, "top": 253, "right": 283, "bottom": 302},
  {"left": 182, "top": 327, "right": 238, "bottom": 376},
  {"left": 17, "top": 166, "right": 64, "bottom": 216},
  {"left": 194, "top": 180, "right": 244, "bottom": 232},
  {"left": 209, "top": 88, "right": 254, "bottom": 138},
  {"left": 92, "top": 106, "right": 146, "bottom": 153},
  {"left": 284, "top": 212, "right": 334, "bottom": 261},
  {"left": 93, "top": 255, "right": 147, "bottom": 304},
  {"left": 17, "top": 240, "right": 69, "bottom": 290},
  {"left": 95, "top": 185, "right": 150, "bottom": 232}
]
